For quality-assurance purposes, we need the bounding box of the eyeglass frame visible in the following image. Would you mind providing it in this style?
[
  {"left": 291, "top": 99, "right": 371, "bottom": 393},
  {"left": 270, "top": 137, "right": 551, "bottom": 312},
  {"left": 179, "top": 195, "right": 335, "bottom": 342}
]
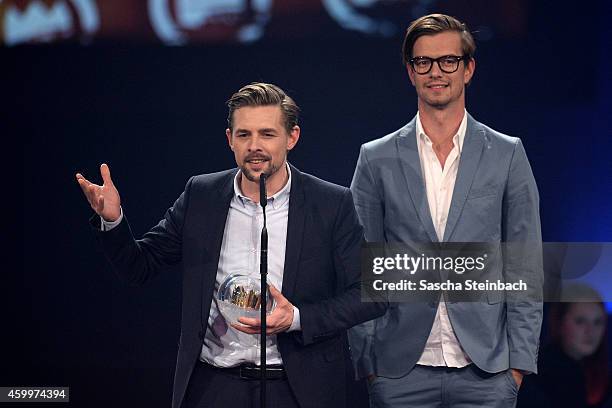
[{"left": 408, "top": 55, "right": 471, "bottom": 75}]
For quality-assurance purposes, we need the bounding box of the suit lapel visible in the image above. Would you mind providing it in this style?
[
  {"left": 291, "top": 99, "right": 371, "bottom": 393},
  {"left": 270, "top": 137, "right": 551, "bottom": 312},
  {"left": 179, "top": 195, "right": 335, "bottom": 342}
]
[
  {"left": 201, "top": 170, "right": 236, "bottom": 328},
  {"left": 281, "top": 163, "right": 305, "bottom": 301},
  {"left": 397, "top": 118, "right": 439, "bottom": 242},
  {"left": 442, "top": 114, "right": 486, "bottom": 242}
]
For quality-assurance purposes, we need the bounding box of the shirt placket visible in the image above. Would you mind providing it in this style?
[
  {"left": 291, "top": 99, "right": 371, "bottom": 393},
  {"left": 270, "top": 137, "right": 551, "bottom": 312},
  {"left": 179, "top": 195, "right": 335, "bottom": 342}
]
[
  {"left": 428, "top": 143, "right": 445, "bottom": 240},
  {"left": 248, "top": 202, "right": 262, "bottom": 275}
]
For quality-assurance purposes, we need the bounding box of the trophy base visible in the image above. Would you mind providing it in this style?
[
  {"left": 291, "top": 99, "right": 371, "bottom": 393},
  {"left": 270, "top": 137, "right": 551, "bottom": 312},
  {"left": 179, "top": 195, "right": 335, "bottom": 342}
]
[{"left": 219, "top": 301, "right": 271, "bottom": 325}]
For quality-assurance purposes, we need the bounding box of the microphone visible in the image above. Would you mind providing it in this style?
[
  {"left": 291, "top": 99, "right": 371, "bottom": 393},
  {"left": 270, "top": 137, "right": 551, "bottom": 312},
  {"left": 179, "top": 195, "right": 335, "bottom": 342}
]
[
  {"left": 258, "top": 172, "right": 268, "bottom": 405},
  {"left": 259, "top": 173, "right": 267, "bottom": 209}
]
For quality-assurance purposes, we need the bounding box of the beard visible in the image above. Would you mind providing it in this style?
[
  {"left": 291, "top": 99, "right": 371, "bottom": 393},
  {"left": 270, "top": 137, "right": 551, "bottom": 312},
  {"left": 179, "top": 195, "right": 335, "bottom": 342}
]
[
  {"left": 422, "top": 93, "right": 451, "bottom": 109},
  {"left": 241, "top": 160, "right": 281, "bottom": 183},
  {"left": 420, "top": 84, "right": 464, "bottom": 110}
]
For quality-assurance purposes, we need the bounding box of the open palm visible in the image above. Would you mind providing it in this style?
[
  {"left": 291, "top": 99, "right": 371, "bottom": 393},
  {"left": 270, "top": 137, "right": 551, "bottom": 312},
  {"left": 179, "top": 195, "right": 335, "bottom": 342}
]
[{"left": 76, "top": 163, "right": 121, "bottom": 222}]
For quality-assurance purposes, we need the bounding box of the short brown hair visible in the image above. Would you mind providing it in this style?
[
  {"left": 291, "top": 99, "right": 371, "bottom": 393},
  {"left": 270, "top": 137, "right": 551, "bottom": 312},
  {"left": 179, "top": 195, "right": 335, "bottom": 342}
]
[
  {"left": 401, "top": 14, "right": 476, "bottom": 66},
  {"left": 226, "top": 82, "right": 300, "bottom": 134}
]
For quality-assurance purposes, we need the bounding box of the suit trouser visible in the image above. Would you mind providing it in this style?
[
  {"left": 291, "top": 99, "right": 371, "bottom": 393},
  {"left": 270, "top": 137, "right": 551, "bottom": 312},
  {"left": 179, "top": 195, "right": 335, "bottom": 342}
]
[
  {"left": 368, "top": 365, "right": 519, "bottom": 408},
  {"left": 183, "top": 360, "right": 301, "bottom": 408}
]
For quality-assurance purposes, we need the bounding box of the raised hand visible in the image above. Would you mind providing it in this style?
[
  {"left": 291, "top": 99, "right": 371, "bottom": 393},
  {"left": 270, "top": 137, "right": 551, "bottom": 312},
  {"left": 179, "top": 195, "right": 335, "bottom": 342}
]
[{"left": 76, "top": 163, "right": 121, "bottom": 222}]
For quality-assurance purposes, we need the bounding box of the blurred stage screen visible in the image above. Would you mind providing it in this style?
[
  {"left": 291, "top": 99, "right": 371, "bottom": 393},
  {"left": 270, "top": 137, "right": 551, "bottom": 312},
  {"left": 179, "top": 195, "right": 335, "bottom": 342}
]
[{"left": 1, "top": 0, "right": 527, "bottom": 46}]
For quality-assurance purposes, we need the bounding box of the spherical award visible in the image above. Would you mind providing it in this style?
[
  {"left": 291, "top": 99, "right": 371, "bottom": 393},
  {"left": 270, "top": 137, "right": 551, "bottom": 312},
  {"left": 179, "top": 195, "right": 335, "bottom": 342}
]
[{"left": 217, "top": 274, "right": 276, "bottom": 325}]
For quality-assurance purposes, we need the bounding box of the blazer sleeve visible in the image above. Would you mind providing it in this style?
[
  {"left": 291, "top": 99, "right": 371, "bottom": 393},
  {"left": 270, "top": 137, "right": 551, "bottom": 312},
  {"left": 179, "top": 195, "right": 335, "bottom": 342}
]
[
  {"left": 90, "top": 176, "right": 194, "bottom": 287},
  {"left": 347, "top": 145, "right": 386, "bottom": 378},
  {"left": 502, "top": 139, "right": 544, "bottom": 374},
  {"left": 350, "top": 144, "right": 385, "bottom": 242},
  {"left": 298, "top": 189, "right": 387, "bottom": 346}
]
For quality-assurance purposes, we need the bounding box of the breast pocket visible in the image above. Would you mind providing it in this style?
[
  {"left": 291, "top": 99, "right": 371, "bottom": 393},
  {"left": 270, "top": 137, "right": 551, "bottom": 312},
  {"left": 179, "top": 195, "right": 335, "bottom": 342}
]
[
  {"left": 467, "top": 187, "right": 498, "bottom": 201},
  {"left": 461, "top": 188, "right": 502, "bottom": 241}
]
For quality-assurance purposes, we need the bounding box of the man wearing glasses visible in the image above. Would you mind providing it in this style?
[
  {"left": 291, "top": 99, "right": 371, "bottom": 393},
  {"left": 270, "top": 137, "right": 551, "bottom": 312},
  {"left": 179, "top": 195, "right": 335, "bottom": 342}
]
[{"left": 349, "top": 14, "right": 542, "bottom": 407}]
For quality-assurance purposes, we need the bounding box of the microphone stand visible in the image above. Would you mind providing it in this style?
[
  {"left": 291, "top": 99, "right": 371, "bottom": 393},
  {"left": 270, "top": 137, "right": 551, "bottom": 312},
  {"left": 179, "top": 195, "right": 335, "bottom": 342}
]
[{"left": 259, "top": 173, "right": 268, "bottom": 408}]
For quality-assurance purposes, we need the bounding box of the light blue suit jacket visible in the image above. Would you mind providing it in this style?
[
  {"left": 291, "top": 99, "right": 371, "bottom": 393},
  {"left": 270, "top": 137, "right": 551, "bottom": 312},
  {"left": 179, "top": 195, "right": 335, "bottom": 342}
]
[{"left": 349, "top": 114, "right": 543, "bottom": 378}]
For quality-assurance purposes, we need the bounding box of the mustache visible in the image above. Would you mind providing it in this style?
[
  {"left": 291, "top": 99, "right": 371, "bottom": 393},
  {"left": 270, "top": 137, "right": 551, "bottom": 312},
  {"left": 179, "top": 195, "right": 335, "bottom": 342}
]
[{"left": 245, "top": 153, "right": 271, "bottom": 161}]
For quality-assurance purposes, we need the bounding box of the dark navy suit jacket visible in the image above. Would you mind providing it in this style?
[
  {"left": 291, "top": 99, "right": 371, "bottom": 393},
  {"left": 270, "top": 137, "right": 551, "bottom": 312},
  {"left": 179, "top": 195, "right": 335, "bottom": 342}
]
[{"left": 92, "top": 164, "right": 386, "bottom": 408}]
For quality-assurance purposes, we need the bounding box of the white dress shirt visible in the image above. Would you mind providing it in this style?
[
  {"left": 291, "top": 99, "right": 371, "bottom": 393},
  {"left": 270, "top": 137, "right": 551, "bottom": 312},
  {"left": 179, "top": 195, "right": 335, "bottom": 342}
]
[
  {"left": 102, "top": 163, "right": 300, "bottom": 367},
  {"left": 415, "top": 110, "right": 471, "bottom": 368}
]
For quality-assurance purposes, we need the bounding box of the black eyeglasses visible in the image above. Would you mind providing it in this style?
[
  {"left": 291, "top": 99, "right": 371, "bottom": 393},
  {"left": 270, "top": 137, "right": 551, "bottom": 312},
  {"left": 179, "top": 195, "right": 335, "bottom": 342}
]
[{"left": 409, "top": 55, "right": 469, "bottom": 74}]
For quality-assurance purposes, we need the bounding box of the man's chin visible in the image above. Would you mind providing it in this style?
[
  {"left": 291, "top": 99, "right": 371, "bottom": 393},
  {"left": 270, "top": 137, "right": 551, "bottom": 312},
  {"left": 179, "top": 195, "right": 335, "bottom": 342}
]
[
  {"left": 241, "top": 166, "right": 271, "bottom": 183},
  {"left": 241, "top": 168, "right": 263, "bottom": 183},
  {"left": 424, "top": 96, "right": 450, "bottom": 108},
  {"left": 419, "top": 93, "right": 452, "bottom": 108},
  {"left": 240, "top": 162, "right": 282, "bottom": 183}
]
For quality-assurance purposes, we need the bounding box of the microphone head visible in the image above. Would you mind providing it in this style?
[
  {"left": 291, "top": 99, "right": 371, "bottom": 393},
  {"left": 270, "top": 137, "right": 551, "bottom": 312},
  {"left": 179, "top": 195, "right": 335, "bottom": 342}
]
[{"left": 259, "top": 173, "right": 267, "bottom": 208}]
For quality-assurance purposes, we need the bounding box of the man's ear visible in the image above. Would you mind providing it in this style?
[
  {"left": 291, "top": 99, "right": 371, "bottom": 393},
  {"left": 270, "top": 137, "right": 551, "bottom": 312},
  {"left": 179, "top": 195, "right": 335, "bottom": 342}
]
[
  {"left": 407, "top": 64, "right": 416, "bottom": 86},
  {"left": 226, "top": 128, "right": 234, "bottom": 151},
  {"left": 287, "top": 126, "right": 300, "bottom": 151},
  {"left": 464, "top": 58, "right": 476, "bottom": 85}
]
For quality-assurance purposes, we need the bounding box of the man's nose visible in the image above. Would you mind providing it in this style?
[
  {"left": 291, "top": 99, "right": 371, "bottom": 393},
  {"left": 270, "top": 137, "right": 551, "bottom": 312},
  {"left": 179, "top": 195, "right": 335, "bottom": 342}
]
[
  {"left": 247, "top": 136, "right": 262, "bottom": 151},
  {"left": 429, "top": 61, "right": 443, "bottom": 77}
]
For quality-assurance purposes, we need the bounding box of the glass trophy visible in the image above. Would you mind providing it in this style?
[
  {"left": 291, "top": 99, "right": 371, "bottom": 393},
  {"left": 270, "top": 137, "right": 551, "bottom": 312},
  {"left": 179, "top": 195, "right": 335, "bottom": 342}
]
[{"left": 217, "top": 274, "right": 276, "bottom": 325}]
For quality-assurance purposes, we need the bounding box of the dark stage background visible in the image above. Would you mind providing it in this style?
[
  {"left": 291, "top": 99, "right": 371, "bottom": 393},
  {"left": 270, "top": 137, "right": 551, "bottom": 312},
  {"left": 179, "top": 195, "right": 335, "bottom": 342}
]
[{"left": 5, "top": 1, "right": 612, "bottom": 407}]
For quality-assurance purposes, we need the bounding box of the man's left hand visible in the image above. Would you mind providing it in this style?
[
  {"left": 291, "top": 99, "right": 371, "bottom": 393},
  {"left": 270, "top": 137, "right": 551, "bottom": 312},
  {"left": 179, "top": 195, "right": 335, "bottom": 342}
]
[
  {"left": 510, "top": 369, "right": 524, "bottom": 389},
  {"left": 232, "top": 284, "right": 294, "bottom": 335}
]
